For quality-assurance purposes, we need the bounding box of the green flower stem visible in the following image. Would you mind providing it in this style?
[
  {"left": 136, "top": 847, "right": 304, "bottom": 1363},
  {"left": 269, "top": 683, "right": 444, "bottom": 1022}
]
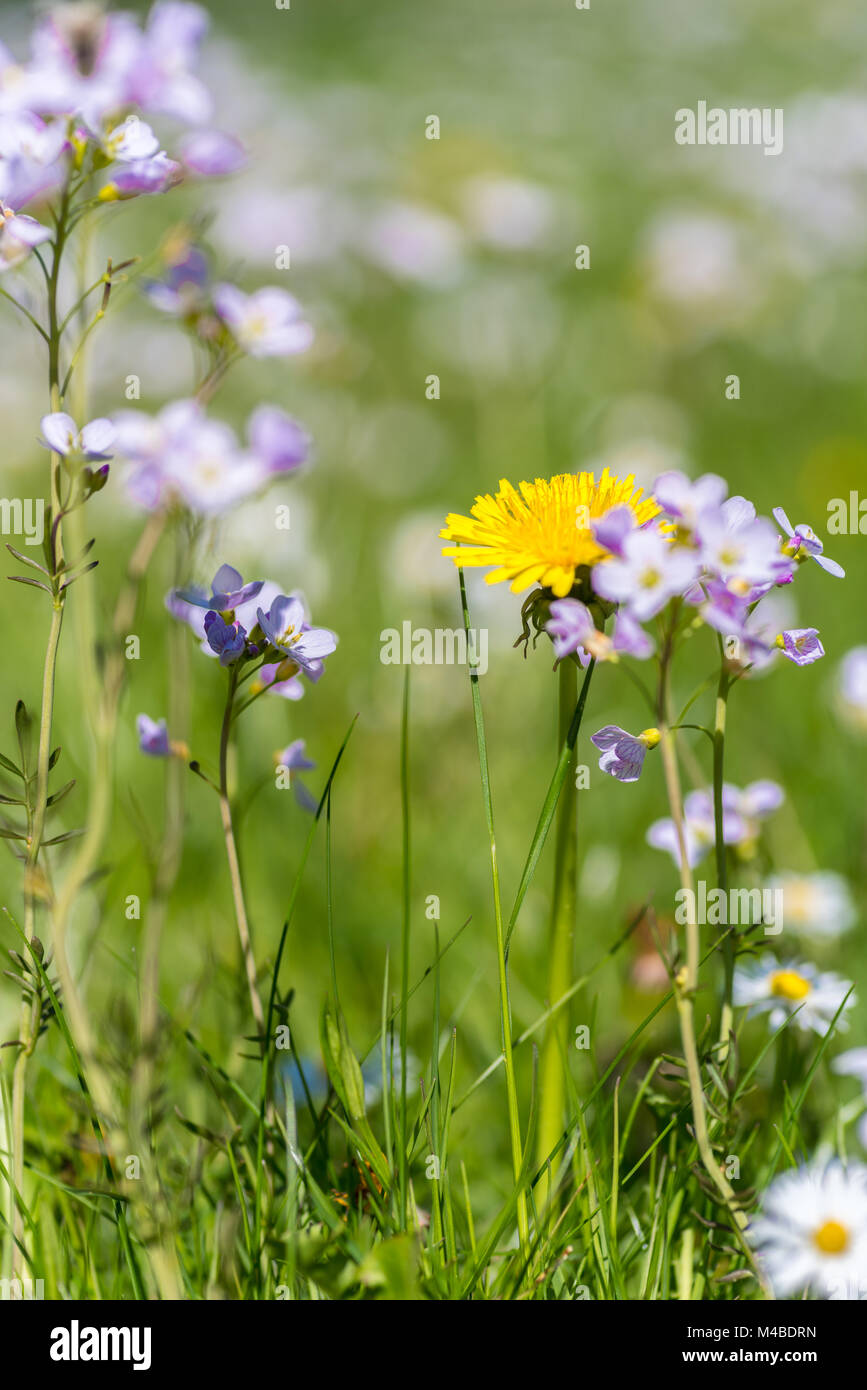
[
  {"left": 219, "top": 667, "right": 266, "bottom": 1034},
  {"left": 535, "top": 656, "right": 579, "bottom": 1212},
  {"left": 10, "top": 173, "right": 74, "bottom": 1274},
  {"left": 713, "top": 664, "right": 736, "bottom": 1057},
  {"left": 657, "top": 646, "right": 762, "bottom": 1280},
  {"left": 128, "top": 528, "right": 188, "bottom": 1300},
  {"left": 51, "top": 511, "right": 168, "bottom": 1139},
  {"left": 398, "top": 668, "right": 411, "bottom": 1230},
  {"left": 458, "top": 569, "right": 530, "bottom": 1267}
]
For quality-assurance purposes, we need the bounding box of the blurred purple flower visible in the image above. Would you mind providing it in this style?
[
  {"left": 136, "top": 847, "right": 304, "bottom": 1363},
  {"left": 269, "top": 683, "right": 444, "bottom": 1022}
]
[
  {"left": 179, "top": 129, "right": 246, "bottom": 177},
  {"left": 613, "top": 609, "right": 654, "bottom": 659},
  {"left": 253, "top": 662, "right": 305, "bottom": 701},
  {"left": 276, "top": 738, "right": 317, "bottom": 812},
  {"left": 247, "top": 405, "right": 310, "bottom": 475},
  {"left": 0, "top": 113, "right": 68, "bottom": 208},
  {"left": 653, "top": 470, "right": 728, "bottom": 529},
  {"left": 592, "top": 527, "right": 699, "bottom": 621},
  {"left": 0, "top": 200, "right": 50, "bottom": 271},
  {"left": 137, "top": 713, "right": 170, "bottom": 757},
  {"left": 141, "top": 245, "right": 210, "bottom": 316},
  {"left": 648, "top": 788, "right": 746, "bottom": 869},
  {"left": 214, "top": 284, "right": 314, "bottom": 357},
  {"left": 102, "top": 151, "right": 182, "bottom": 199},
  {"left": 591, "top": 504, "right": 638, "bottom": 557}
]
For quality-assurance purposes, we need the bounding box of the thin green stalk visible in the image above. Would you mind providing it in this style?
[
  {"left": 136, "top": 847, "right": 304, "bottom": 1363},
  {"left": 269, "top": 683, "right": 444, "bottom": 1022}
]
[
  {"left": 505, "top": 657, "right": 596, "bottom": 954},
  {"left": 713, "top": 663, "right": 735, "bottom": 1055},
  {"left": 10, "top": 174, "right": 73, "bottom": 1276},
  {"left": 656, "top": 646, "right": 762, "bottom": 1281},
  {"left": 457, "top": 570, "right": 530, "bottom": 1265},
  {"left": 535, "top": 656, "right": 580, "bottom": 1213},
  {"left": 398, "top": 667, "right": 411, "bottom": 1230},
  {"left": 218, "top": 666, "right": 265, "bottom": 1034}
]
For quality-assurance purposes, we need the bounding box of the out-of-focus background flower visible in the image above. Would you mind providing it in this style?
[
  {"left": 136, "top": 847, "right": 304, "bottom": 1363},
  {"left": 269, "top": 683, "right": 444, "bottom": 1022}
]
[{"left": 0, "top": 0, "right": 864, "bottom": 1201}]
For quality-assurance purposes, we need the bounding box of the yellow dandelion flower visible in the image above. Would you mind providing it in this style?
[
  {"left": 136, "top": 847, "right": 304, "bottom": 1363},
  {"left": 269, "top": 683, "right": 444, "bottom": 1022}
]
[{"left": 440, "top": 469, "right": 661, "bottom": 598}]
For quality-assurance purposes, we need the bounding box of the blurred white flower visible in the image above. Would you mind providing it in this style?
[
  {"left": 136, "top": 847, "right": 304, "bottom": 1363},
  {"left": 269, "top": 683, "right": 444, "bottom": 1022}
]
[
  {"left": 642, "top": 210, "right": 758, "bottom": 316},
  {"left": 363, "top": 200, "right": 465, "bottom": 287},
  {"left": 837, "top": 646, "right": 867, "bottom": 734},
  {"left": 461, "top": 175, "right": 555, "bottom": 251},
  {"left": 767, "top": 871, "right": 857, "bottom": 940},
  {"left": 384, "top": 511, "right": 458, "bottom": 601}
]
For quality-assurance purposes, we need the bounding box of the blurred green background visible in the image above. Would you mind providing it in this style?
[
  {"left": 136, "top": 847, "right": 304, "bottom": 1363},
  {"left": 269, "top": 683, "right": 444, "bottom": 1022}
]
[{"left": 0, "top": 0, "right": 865, "bottom": 1213}]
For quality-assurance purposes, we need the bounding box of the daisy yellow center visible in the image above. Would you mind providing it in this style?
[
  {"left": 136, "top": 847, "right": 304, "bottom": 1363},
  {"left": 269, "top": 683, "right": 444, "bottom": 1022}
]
[
  {"left": 440, "top": 469, "right": 661, "bottom": 599},
  {"left": 770, "top": 969, "right": 811, "bottom": 1001},
  {"left": 812, "top": 1219, "right": 849, "bottom": 1255}
]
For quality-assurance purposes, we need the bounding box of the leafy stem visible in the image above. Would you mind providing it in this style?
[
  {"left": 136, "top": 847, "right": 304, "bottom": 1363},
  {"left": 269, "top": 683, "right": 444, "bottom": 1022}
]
[{"left": 218, "top": 664, "right": 266, "bottom": 1033}]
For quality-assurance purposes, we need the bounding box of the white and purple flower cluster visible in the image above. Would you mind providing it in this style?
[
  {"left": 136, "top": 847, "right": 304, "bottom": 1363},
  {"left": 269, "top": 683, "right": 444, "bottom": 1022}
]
[
  {"left": 140, "top": 566, "right": 338, "bottom": 806},
  {"left": 113, "top": 399, "right": 310, "bottom": 515},
  {"left": 547, "top": 470, "right": 845, "bottom": 784},
  {"left": 164, "top": 564, "right": 337, "bottom": 678},
  {"left": 0, "top": 1, "right": 245, "bottom": 246}
]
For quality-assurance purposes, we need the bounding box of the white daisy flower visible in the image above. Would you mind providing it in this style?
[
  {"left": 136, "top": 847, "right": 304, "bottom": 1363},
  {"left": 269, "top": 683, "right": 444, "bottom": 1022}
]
[
  {"left": 733, "top": 957, "right": 855, "bottom": 1035},
  {"left": 750, "top": 1160, "right": 867, "bottom": 1300},
  {"left": 767, "top": 871, "right": 857, "bottom": 939}
]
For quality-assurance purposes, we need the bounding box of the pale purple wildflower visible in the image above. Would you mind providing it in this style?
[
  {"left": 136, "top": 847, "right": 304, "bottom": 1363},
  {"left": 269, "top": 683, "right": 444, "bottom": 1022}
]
[
  {"left": 591, "top": 504, "right": 638, "bottom": 557},
  {"left": 129, "top": 1, "right": 213, "bottom": 125},
  {"left": 137, "top": 713, "right": 171, "bottom": 757},
  {"left": 613, "top": 609, "right": 655, "bottom": 659},
  {"left": 174, "top": 564, "right": 263, "bottom": 612},
  {"left": 179, "top": 129, "right": 246, "bottom": 177},
  {"left": 0, "top": 113, "right": 68, "bottom": 207},
  {"left": 697, "top": 505, "right": 792, "bottom": 592},
  {"left": 203, "top": 611, "right": 247, "bottom": 665},
  {"left": 653, "top": 470, "right": 728, "bottom": 529},
  {"left": 39, "top": 412, "right": 114, "bottom": 460},
  {"left": 114, "top": 399, "right": 201, "bottom": 509},
  {"left": 546, "top": 598, "right": 654, "bottom": 664},
  {"left": 730, "top": 780, "right": 784, "bottom": 822},
  {"left": 253, "top": 662, "right": 305, "bottom": 701},
  {"left": 214, "top": 284, "right": 314, "bottom": 357},
  {"left": 141, "top": 245, "right": 209, "bottom": 316},
  {"left": 104, "top": 151, "right": 182, "bottom": 199},
  {"left": 247, "top": 406, "right": 310, "bottom": 475},
  {"left": 256, "top": 594, "right": 337, "bottom": 676},
  {"left": 114, "top": 401, "right": 269, "bottom": 514},
  {"left": 647, "top": 788, "right": 746, "bottom": 869},
  {"left": 777, "top": 627, "right": 825, "bottom": 666},
  {"left": 592, "top": 526, "right": 700, "bottom": 621},
  {"left": 773, "top": 506, "right": 845, "bottom": 579},
  {"left": 591, "top": 725, "right": 660, "bottom": 783},
  {"left": 546, "top": 599, "right": 612, "bottom": 664}
]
